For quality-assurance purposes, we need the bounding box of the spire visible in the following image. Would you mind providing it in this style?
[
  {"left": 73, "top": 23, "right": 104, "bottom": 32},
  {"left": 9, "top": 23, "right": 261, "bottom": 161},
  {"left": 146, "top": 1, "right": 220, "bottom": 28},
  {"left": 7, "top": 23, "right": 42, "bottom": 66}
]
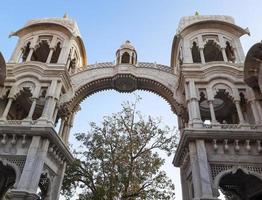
[{"left": 63, "top": 13, "right": 69, "bottom": 19}]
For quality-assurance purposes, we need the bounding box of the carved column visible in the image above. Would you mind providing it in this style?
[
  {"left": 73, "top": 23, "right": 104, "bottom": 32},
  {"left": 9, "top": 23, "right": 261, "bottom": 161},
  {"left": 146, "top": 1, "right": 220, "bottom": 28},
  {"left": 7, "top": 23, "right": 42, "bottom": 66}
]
[
  {"left": 189, "top": 140, "right": 217, "bottom": 199},
  {"left": 26, "top": 98, "right": 37, "bottom": 120},
  {"left": 9, "top": 136, "right": 50, "bottom": 200},
  {"left": 208, "top": 100, "right": 217, "bottom": 123},
  {"left": 0, "top": 97, "right": 13, "bottom": 120},
  {"left": 221, "top": 47, "right": 228, "bottom": 62},
  {"left": 199, "top": 48, "right": 205, "bottom": 64},
  {"left": 58, "top": 117, "right": 66, "bottom": 138},
  {"left": 235, "top": 100, "right": 245, "bottom": 123},
  {"left": 188, "top": 81, "right": 202, "bottom": 127},
  {"left": 250, "top": 100, "right": 261, "bottom": 124},
  {"left": 46, "top": 48, "right": 54, "bottom": 63},
  {"left": 39, "top": 80, "right": 59, "bottom": 123},
  {"left": 46, "top": 36, "right": 57, "bottom": 64}
]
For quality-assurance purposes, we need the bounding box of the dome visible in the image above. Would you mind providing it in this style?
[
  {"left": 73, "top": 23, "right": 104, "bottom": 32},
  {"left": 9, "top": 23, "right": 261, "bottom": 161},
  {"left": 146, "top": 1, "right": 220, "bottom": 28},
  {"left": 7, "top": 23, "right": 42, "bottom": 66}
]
[{"left": 120, "top": 40, "right": 136, "bottom": 50}]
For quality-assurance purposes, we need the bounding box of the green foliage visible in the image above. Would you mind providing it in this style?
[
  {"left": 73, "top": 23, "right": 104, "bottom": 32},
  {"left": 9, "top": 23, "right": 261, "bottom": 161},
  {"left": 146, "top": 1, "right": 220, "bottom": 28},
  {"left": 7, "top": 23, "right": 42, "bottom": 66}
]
[{"left": 62, "top": 98, "right": 178, "bottom": 200}]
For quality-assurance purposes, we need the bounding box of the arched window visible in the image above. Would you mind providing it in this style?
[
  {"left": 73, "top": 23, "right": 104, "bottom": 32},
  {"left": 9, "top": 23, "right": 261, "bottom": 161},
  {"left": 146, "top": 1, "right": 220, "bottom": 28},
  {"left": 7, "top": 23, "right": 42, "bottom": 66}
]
[
  {"left": 31, "top": 40, "right": 50, "bottom": 63},
  {"left": 225, "top": 41, "right": 236, "bottom": 63},
  {"left": 121, "top": 52, "right": 130, "bottom": 64},
  {"left": 8, "top": 88, "right": 32, "bottom": 120},
  {"left": 199, "top": 91, "right": 211, "bottom": 123},
  {"left": 0, "top": 161, "right": 16, "bottom": 199},
  {"left": 219, "top": 169, "right": 262, "bottom": 199},
  {"left": 214, "top": 89, "right": 238, "bottom": 124},
  {"left": 50, "top": 42, "right": 62, "bottom": 63},
  {"left": 37, "top": 173, "right": 50, "bottom": 199},
  {"left": 191, "top": 42, "right": 201, "bottom": 63},
  {"left": 203, "top": 40, "right": 223, "bottom": 62}
]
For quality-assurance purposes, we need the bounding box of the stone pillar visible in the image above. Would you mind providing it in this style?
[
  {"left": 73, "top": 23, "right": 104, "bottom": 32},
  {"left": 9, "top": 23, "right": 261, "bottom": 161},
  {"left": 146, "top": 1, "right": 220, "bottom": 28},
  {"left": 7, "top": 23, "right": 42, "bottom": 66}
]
[
  {"left": 0, "top": 98, "right": 13, "bottom": 120},
  {"left": 46, "top": 36, "right": 57, "bottom": 64},
  {"left": 188, "top": 81, "right": 202, "bottom": 127},
  {"left": 185, "top": 84, "right": 192, "bottom": 128},
  {"left": 52, "top": 106, "right": 59, "bottom": 123},
  {"left": 189, "top": 140, "right": 217, "bottom": 200},
  {"left": 221, "top": 48, "right": 228, "bottom": 62},
  {"left": 208, "top": 100, "right": 217, "bottom": 123},
  {"left": 199, "top": 48, "right": 205, "bottom": 64},
  {"left": 58, "top": 118, "right": 65, "bottom": 137},
  {"left": 26, "top": 98, "right": 37, "bottom": 120},
  {"left": 63, "top": 113, "right": 75, "bottom": 145},
  {"left": 50, "top": 162, "right": 66, "bottom": 200},
  {"left": 180, "top": 168, "right": 191, "bottom": 200},
  {"left": 250, "top": 100, "right": 261, "bottom": 124},
  {"left": 235, "top": 100, "right": 245, "bottom": 123},
  {"left": 25, "top": 48, "right": 34, "bottom": 62},
  {"left": 255, "top": 101, "right": 262, "bottom": 123},
  {"left": 46, "top": 48, "right": 54, "bottom": 63},
  {"left": 39, "top": 80, "right": 58, "bottom": 122},
  {"left": 9, "top": 136, "right": 50, "bottom": 200}
]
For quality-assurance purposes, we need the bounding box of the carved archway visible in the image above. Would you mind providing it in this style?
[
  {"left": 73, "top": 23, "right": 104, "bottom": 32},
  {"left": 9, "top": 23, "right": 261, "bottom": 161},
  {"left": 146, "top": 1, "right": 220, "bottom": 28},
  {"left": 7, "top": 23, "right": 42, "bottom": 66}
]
[
  {"left": 60, "top": 64, "right": 186, "bottom": 119},
  {"left": 214, "top": 167, "right": 262, "bottom": 200},
  {"left": 0, "top": 159, "right": 19, "bottom": 199}
]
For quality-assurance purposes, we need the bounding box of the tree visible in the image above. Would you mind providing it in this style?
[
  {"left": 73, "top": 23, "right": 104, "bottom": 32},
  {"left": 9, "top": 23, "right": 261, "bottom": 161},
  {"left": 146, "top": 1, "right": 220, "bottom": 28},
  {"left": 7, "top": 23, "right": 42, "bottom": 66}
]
[{"left": 62, "top": 98, "right": 178, "bottom": 200}]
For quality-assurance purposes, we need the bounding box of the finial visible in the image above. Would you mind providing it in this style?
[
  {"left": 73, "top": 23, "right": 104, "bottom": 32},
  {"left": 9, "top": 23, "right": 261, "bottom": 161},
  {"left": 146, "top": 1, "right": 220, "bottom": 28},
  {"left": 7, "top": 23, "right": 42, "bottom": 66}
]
[
  {"left": 63, "top": 13, "right": 69, "bottom": 19},
  {"left": 195, "top": 11, "right": 200, "bottom": 16},
  {"left": 125, "top": 40, "right": 131, "bottom": 44}
]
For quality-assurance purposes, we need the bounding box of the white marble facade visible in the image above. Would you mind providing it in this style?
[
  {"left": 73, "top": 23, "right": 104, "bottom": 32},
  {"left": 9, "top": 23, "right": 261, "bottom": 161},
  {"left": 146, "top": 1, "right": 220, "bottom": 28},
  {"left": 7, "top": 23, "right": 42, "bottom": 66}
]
[{"left": 0, "top": 14, "right": 261, "bottom": 199}]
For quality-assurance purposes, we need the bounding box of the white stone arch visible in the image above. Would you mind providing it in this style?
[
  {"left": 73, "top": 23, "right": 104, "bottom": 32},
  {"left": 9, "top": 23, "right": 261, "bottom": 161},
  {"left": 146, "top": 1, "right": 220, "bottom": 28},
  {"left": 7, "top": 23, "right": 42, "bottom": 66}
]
[
  {"left": 186, "top": 29, "right": 237, "bottom": 46},
  {"left": 11, "top": 78, "right": 38, "bottom": 99},
  {"left": 60, "top": 64, "right": 185, "bottom": 118},
  {"left": 69, "top": 38, "right": 85, "bottom": 68},
  {"left": 0, "top": 157, "right": 21, "bottom": 188},
  {"left": 213, "top": 166, "right": 262, "bottom": 191},
  {"left": 206, "top": 75, "right": 241, "bottom": 100},
  {"left": 22, "top": 30, "right": 69, "bottom": 46}
]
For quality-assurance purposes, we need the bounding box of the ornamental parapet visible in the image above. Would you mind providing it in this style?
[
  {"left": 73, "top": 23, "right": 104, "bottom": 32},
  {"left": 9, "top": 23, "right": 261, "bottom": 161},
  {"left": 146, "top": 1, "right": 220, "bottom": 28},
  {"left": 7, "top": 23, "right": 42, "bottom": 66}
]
[{"left": 72, "top": 61, "right": 173, "bottom": 75}]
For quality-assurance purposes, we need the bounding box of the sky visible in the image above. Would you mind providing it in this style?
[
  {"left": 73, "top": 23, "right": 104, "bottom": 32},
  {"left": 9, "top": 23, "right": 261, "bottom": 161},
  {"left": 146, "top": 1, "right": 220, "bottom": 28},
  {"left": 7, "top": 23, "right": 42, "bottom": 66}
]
[{"left": 1, "top": 0, "right": 262, "bottom": 199}]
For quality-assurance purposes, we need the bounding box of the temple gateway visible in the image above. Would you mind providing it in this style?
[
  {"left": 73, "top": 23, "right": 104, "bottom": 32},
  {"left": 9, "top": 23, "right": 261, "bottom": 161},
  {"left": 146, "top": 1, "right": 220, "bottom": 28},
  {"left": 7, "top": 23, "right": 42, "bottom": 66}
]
[{"left": 0, "top": 14, "right": 261, "bottom": 200}]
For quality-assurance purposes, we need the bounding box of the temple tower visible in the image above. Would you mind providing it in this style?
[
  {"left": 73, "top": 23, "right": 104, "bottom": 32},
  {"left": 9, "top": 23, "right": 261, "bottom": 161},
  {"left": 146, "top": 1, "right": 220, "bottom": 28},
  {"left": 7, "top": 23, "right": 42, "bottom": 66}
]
[
  {"left": 172, "top": 15, "right": 262, "bottom": 200},
  {"left": 0, "top": 15, "right": 86, "bottom": 199}
]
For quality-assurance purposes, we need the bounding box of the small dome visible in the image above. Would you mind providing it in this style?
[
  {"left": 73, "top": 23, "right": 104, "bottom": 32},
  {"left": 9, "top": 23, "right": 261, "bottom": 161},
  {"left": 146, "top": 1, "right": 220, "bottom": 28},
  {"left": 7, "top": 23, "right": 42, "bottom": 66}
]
[
  {"left": 120, "top": 40, "right": 136, "bottom": 50},
  {"left": 116, "top": 40, "right": 137, "bottom": 65}
]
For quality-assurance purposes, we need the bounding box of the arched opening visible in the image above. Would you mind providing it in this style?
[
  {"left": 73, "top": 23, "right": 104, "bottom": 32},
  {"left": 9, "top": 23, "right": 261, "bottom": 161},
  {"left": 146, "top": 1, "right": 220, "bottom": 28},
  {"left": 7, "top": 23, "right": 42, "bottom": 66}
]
[
  {"left": 121, "top": 52, "right": 130, "bottom": 64},
  {"left": 199, "top": 91, "right": 212, "bottom": 123},
  {"left": 214, "top": 89, "right": 239, "bottom": 124},
  {"left": 63, "top": 90, "right": 180, "bottom": 199},
  {"left": 191, "top": 42, "right": 201, "bottom": 63},
  {"left": 0, "top": 161, "right": 16, "bottom": 199},
  {"left": 225, "top": 41, "right": 236, "bottom": 63},
  {"left": 31, "top": 40, "right": 50, "bottom": 63},
  {"left": 8, "top": 88, "right": 32, "bottom": 120},
  {"left": 219, "top": 169, "right": 262, "bottom": 200},
  {"left": 50, "top": 42, "right": 62, "bottom": 63},
  {"left": 37, "top": 173, "right": 50, "bottom": 200},
  {"left": 203, "top": 40, "right": 223, "bottom": 62}
]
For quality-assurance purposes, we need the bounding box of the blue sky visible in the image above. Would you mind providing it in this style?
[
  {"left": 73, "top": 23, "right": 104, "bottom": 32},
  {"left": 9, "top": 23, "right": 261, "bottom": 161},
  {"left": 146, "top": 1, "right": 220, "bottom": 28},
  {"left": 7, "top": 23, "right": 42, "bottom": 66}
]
[{"left": 1, "top": 1, "right": 262, "bottom": 199}]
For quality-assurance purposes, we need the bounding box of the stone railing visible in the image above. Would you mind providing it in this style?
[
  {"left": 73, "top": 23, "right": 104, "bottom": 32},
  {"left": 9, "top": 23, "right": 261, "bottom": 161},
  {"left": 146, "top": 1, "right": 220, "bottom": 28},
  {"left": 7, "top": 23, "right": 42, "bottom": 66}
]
[
  {"left": 137, "top": 62, "right": 173, "bottom": 72},
  {"left": 202, "top": 123, "right": 261, "bottom": 130},
  {"left": 72, "top": 62, "right": 173, "bottom": 75}
]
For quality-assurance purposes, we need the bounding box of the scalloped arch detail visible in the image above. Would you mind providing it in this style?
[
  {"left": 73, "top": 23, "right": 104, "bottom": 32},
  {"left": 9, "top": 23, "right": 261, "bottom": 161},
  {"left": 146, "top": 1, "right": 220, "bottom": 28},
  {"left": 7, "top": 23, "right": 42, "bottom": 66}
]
[{"left": 60, "top": 74, "right": 185, "bottom": 118}]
